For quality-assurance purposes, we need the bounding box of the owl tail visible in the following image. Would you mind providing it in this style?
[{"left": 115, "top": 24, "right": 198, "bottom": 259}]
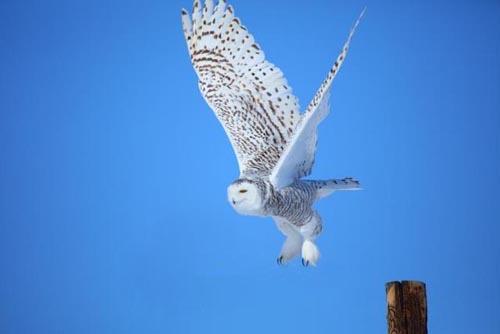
[{"left": 310, "top": 177, "right": 361, "bottom": 199}]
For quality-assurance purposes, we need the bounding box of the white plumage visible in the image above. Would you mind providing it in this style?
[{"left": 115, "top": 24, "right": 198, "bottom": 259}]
[{"left": 182, "top": 0, "right": 364, "bottom": 266}]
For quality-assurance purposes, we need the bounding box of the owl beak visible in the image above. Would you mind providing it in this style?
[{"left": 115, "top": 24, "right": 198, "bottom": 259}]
[{"left": 231, "top": 198, "right": 245, "bottom": 206}]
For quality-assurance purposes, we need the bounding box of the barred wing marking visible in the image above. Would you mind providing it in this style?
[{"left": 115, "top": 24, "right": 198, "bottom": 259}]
[
  {"left": 182, "top": 0, "right": 301, "bottom": 177},
  {"left": 270, "top": 9, "right": 365, "bottom": 189}
]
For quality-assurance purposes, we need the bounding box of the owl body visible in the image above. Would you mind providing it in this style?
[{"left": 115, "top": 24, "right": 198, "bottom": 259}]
[
  {"left": 181, "top": 0, "right": 364, "bottom": 266},
  {"left": 227, "top": 176, "right": 360, "bottom": 265},
  {"left": 228, "top": 178, "right": 317, "bottom": 223}
]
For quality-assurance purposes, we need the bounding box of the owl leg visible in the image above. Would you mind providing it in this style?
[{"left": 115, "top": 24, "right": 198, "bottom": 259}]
[
  {"left": 274, "top": 218, "right": 303, "bottom": 265},
  {"left": 299, "top": 212, "right": 323, "bottom": 267}
]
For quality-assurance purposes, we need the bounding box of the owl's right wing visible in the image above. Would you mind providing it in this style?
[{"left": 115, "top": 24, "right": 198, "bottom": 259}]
[
  {"left": 269, "top": 9, "right": 365, "bottom": 189},
  {"left": 182, "top": 0, "right": 300, "bottom": 178}
]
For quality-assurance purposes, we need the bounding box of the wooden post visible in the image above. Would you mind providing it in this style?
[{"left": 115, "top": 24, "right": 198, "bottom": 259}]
[{"left": 386, "top": 281, "right": 428, "bottom": 334}]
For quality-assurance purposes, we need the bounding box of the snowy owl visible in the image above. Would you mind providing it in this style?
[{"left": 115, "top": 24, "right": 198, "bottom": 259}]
[{"left": 181, "top": 0, "right": 363, "bottom": 266}]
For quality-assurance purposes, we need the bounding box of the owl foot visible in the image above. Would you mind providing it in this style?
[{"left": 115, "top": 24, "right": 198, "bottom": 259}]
[
  {"left": 301, "top": 239, "right": 320, "bottom": 267},
  {"left": 276, "top": 236, "right": 302, "bottom": 265},
  {"left": 276, "top": 253, "right": 296, "bottom": 266}
]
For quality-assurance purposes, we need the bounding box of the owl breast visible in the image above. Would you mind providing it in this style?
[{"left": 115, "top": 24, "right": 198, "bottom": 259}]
[{"left": 264, "top": 181, "right": 317, "bottom": 226}]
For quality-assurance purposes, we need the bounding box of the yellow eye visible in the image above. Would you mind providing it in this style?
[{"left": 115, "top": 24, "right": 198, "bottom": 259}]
[{"left": 239, "top": 189, "right": 247, "bottom": 193}]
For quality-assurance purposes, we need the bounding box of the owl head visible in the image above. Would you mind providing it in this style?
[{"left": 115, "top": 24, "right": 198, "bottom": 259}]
[{"left": 227, "top": 178, "right": 265, "bottom": 216}]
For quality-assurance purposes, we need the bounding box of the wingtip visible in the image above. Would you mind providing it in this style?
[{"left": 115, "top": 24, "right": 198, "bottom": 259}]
[
  {"left": 355, "top": 6, "right": 367, "bottom": 27},
  {"left": 360, "top": 6, "right": 367, "bottom": 18},
  {"left": 345, "top": 6, "right": 366, "bottom": 44}
]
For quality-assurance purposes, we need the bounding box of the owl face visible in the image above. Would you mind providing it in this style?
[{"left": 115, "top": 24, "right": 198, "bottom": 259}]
[{"left": 227, "top": 179, "right": 264, "bottom": 216}]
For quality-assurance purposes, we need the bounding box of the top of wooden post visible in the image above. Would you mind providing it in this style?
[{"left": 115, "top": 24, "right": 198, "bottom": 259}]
[{"left": 386, "top": 281, "right": 427, "bottom": 334}]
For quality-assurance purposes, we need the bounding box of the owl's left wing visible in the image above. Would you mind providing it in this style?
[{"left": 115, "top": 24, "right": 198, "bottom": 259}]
[
  {"left": 182, "top": 0, "right": 301, "bottom": 178},
  {"left": 269, "top": 9, "right": 365, "bottom": 189}
]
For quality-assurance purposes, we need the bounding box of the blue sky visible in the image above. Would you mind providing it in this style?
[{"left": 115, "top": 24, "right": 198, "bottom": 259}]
[{"left": 1, "top": 0, "right": 499, "bottom": 333}]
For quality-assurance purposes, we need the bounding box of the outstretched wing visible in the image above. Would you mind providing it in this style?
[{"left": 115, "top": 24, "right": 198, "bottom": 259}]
[
  {"left": 269, "top": 9, "right": 365, "bottom": 189},
  {"left": 182, "top": 0, "right": 300, "bottom": 177}
]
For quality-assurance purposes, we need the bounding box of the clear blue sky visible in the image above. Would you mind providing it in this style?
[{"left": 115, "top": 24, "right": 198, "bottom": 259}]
[{"left": 1, "top": 0, "right": 499, "bottom": 333}]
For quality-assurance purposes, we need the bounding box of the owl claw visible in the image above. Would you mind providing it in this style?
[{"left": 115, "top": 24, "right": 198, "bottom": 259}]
[
  {"left": 302, "top": 258, "right": 309, "bottom": 267},
  {"left": 277, "top": 255, "right": 285, "bottom": 265}
]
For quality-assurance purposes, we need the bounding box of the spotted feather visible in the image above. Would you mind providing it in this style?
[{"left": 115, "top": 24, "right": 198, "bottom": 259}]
[
  {"left": 181, "top": 0, "right": 301, "bottom": 177},
  {"left": 270, "top": 8, "right": 366, "bottom": 189}
]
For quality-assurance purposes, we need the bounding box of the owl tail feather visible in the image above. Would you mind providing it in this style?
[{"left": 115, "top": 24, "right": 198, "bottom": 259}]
[{"left": 310, "top": 177, "right": 361, "bottom": 199}]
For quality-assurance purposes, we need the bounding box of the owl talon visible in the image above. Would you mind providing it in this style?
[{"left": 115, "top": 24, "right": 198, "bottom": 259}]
[
  {"left": 277, "top": 255, "right": 284, "bottom": 265},
  {"left": 302, "top": 258, "right": 309, "bottom": 267}
]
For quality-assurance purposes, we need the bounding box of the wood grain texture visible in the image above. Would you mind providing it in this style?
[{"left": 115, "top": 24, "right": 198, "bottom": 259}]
[{"left": 386, "top": 281, "right": 427, "bottom": 334}]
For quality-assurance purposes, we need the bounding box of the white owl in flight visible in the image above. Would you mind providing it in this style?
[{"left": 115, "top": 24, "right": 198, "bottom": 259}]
[{"left": 181, "top": 0, "right": 364, "bottom": 266}]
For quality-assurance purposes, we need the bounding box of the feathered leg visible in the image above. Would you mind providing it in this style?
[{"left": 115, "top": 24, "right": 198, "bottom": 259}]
[
  {"left": 299, "top": 211, "right": 323, "bottom": 266},
  {"left": 274, "top": 217, "right": 303, "bottom": 265}
]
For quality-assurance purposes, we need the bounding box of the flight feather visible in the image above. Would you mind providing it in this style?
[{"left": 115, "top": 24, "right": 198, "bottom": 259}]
[
  {"left": 182, "top": 0, "right": 301, "bottom": 178},
  {"left": 269, "top": 8, "right": 366, "bottom": 189}
]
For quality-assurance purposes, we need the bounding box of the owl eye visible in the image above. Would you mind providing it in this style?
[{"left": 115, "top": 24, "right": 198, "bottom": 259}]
[{"left": 239, "top": 189, "right": 247, "bottom": 193}]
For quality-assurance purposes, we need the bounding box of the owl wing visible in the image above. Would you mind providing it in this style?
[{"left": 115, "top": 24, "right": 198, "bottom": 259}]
[
  {"left": 182, "top": 0, "right": 300, "bottom": 178},
  {"left": 269, "top": 9, "right": 365, "bottom": 189}
]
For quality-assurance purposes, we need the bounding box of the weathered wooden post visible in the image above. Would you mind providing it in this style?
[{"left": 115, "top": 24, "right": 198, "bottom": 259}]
[{"left": 386, "top": 281, "right": 428, "bottom": 334}]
